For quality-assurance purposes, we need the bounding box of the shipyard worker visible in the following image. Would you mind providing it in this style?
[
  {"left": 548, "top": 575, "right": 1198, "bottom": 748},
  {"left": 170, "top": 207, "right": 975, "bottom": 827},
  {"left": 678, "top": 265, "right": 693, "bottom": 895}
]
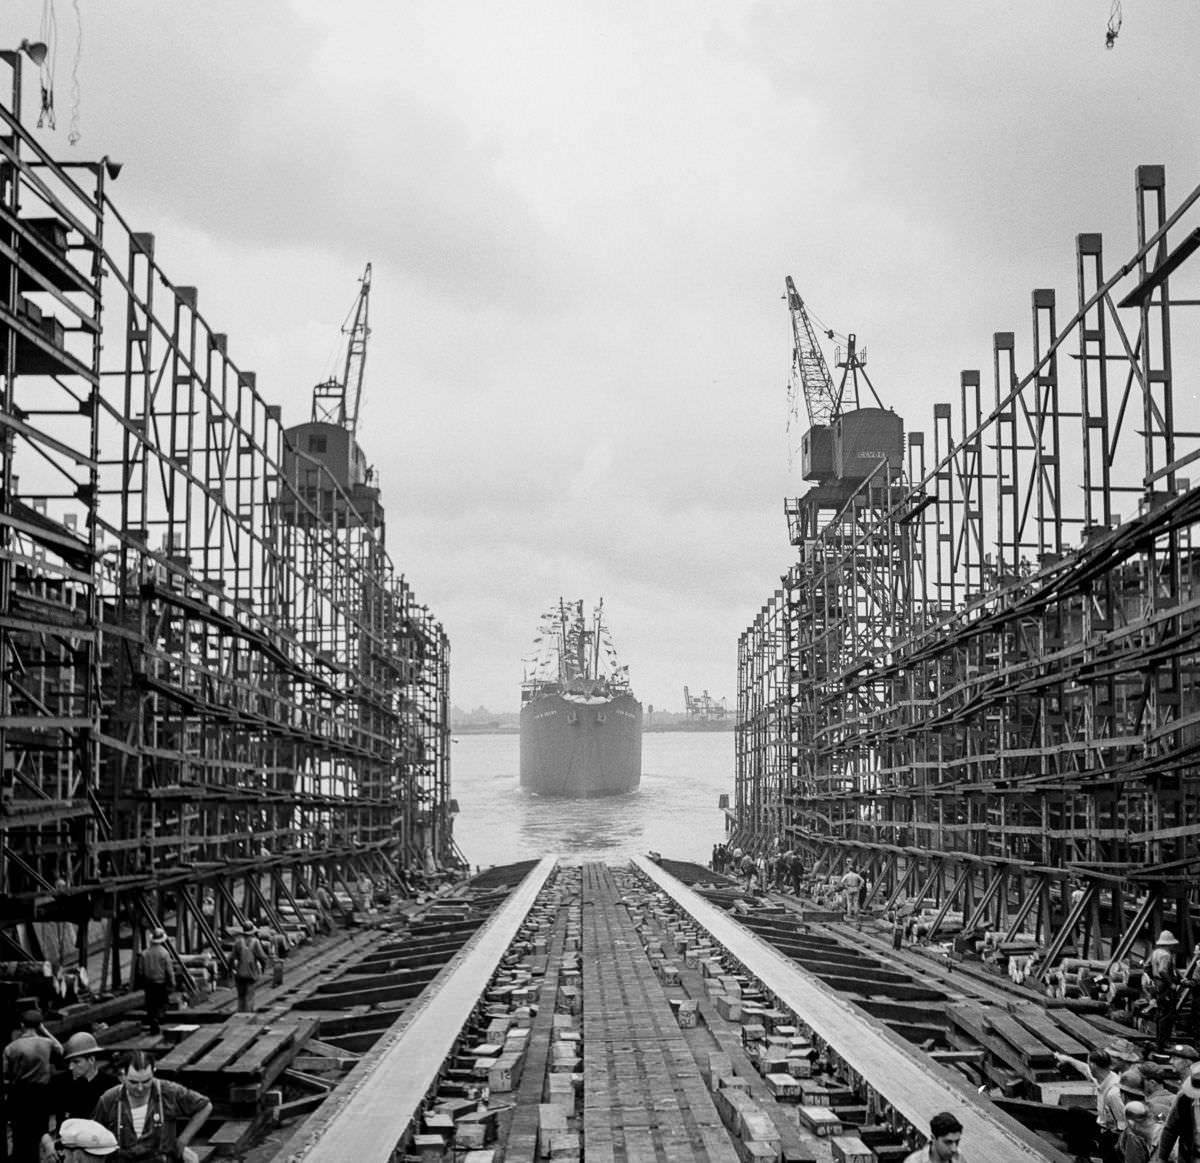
[
  {"left": 260, "top": 926, "right": 288, "bottom": 988},
  {"left": 1054, "top": 1048, "right": 1126, "bottom": 1161},
  {"left": 52, "top": 1033, "right": 120, "bottom": 1126},
  {"left": 4, "top": 1007, "right": 64, "bottom": 1163},
  {"left": 1118, "top": 1101, "right": 1160, "bottom": 1163},
  {"left": 789, "top": 850, "right": 804, "bottom": 895},
  {"left": 1160, "top": 1044, "right": 1200, "bottom": 1101},
  {"left": 772, "top": 850, "right": 790, "bottom": 891},
  {"left": 136, "top": 929, "right": 175, "bottom": 1034},
  {"left": 840, "top": 863, "right": 865, "bottom": 924},
  {"left": 903, "top": 1111, "right": 964, "bottom": 1162},
  {"left": 1134, "top": 1062, "right": 1175, "bottom": 1121},
  {"left": 230, "top": 922, "right": 269, "bottom": 1013},
  {"left": 1145, "top": 931, "right": 1183, "bottom": 1048},
  {"left": 739, "top": 851, "right": 754, "bottom": 890},
  {"left": 91, "top": 1050, "right": 210, "bottom": 1163},
  {"left": 43, "top": 1117, "right": 118, "bottom": 1162},
  {"left": 1155, "top": 1060, "right": 1200, "bottom": 1162}
]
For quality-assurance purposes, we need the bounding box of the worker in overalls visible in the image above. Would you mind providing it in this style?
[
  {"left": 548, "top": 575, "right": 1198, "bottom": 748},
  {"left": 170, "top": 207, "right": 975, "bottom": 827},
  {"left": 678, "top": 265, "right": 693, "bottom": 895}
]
[{"left": 91, "top": 1050, "right": 211, "bottom": 1163}]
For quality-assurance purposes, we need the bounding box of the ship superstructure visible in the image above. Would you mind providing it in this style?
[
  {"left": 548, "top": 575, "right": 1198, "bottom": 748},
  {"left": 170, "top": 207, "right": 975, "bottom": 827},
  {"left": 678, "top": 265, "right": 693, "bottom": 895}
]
[{"left": 520, "top": 600, "right": 642, "bottom": 796}]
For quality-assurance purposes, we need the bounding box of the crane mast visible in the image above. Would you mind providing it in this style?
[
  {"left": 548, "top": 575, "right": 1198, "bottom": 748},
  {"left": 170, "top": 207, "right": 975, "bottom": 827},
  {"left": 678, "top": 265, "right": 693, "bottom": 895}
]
[{"left": 311, "top": 262, "right": 372, "bottom": 436}]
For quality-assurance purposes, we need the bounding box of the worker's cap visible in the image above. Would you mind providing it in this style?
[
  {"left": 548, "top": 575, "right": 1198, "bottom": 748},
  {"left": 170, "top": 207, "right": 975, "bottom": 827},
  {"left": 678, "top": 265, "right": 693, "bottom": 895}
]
[
  {"left": 58, "top": 1118, "right": 118, "bottom": 1156},
  {"left": 1103, "top": 1038, "right": 1142, "bottom": 1063},
  {"left": 1166, "top": 1043, "right": 1200, "bottom": 1061},
  {"left": 20, "top": 1007, "right": 43, "bottom": 1025},
  {"left": 242, "top": 921, "right": 256, "bottom": 934},
  {"left": 1118, "top": 1068, "right": 1145, "bottom": 1096},
  {"left": 1123, "top": 1100, "right": 1152, "bottom": 1122},
  {"left": 150, "top": 927, "right": 168, "bottom": 944},
  {"left": 1186, "top": 1061, "right": 1200, "bottom": 1089},
  {"left": 1155, "top": 929, "right": 1180, "bottom": 947},
  {"left": 63, "top": 1031, "right": 102, "bottom": 1060}
]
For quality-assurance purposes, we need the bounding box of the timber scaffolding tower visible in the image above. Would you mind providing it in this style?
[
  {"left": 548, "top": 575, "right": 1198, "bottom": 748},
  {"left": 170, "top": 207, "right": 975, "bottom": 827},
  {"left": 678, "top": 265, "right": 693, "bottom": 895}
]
[
  {"left": 735, "top": 162, "right": 1200, "bottom": 970},
  {"left": 0, "top": 54, "right": 454, "bottom": 991}
]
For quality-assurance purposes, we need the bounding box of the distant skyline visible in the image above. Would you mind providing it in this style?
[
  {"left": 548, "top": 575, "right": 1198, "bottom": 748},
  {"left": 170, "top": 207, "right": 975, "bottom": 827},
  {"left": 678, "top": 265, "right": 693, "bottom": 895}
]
[{"left": 8, "top": 2, "right": 1200, "bottom": 711}]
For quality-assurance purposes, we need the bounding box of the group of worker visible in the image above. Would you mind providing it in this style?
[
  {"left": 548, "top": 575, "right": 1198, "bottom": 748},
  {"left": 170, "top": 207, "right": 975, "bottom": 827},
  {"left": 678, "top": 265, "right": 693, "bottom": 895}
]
[
  {"left": 3, "top": 920, "right": 290, "bottom": 1162},
  {"left": 2, "top": 1009, "right": 211, "bottom": 1163},
  {"left": 1053, "top": 1039, "right": 1200, "bottom": 1162},
  {"left": 711, "top": 844, "right": 873, "bottom": 928},
  {"left": 710, "top": 844, "right": 808, "bottom": 895},
  {"left": 137, "top": 921, "right": 286, "bottom": 1031}
]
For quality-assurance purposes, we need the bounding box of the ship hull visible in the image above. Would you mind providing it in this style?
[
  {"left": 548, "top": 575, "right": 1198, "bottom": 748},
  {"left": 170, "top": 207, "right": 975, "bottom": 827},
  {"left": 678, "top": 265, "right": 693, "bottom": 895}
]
[{"left": 519, "top": 692, "right": 642, "bottom": 797}]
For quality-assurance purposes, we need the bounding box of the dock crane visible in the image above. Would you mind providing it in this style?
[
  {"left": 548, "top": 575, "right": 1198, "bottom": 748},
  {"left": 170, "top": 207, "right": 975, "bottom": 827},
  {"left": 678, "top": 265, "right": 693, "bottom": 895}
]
[
  {"left": 785, "top": 276, "right": 894, "bottom": 486},
  {"left": 785, "top": 276, "right": 884, "bottom": 432},
  {"left": 311, "top": 263, "right": 372, "bottom": 436},
  {"left": 683, "top": 686, "right": 729, "bottom": 722}
]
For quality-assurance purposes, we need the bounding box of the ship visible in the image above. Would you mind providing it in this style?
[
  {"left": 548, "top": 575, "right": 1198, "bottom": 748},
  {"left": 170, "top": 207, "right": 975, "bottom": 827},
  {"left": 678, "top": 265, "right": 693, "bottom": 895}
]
[{"left": 519, "top": 599, "right": 643, "bottom": 796}]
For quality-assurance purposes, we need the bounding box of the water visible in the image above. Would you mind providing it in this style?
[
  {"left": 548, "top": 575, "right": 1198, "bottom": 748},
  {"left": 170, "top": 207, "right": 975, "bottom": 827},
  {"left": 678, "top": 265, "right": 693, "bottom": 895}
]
[{"left": 450, "top": 730, "right": 734, "bottom": 869}]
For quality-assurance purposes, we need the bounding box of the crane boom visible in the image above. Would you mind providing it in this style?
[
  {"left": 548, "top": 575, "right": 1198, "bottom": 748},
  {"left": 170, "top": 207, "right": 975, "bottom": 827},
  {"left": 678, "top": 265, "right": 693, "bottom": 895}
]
[
  {"left": 785, "top": 276, "right": 839, "bottom": 428},
  {"left": 344, "top": 263, "right": 371, "bottom": 437},
  {"left": 310, "top": 263, "right": 372, "bottom": 436}
]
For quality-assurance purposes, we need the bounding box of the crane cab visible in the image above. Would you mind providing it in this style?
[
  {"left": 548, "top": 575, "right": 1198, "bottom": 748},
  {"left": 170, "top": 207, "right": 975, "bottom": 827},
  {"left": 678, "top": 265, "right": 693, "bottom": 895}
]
[
  {"left": 280, "top": 420, "right": 383, "bottom": 530},
  {"left": 287, "top": 420, "right": 370, "bottom": 490},
  {"left": 833, "top": 408, "right": 905, "bottom": 480}
]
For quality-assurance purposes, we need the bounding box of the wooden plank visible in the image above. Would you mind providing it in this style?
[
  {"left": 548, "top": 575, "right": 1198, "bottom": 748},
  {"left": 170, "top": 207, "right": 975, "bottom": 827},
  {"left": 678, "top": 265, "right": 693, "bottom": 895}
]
[
  {"left": 183, "top": 1019, "right": 264, "bottom": 1074},
  {"left": 275, "top": 1091, "right": 327, "bottom": 1119},
  {"left": 986, "top": 1013, "right": 1058, "bottom": 1068},
  {"left": 156, "top": 1026, "right": 225, "bottom": 1073},
  {"left": 227, "top": 1025, "right": 323, "bottom": 1106},
  {"left": 224, "top": 1029, "right": 294, "bottom": 1077},
  {"left": 302, "top": 1038, "right": 361, "bottom": 1059},
  {"left": 227, "top": 1016, "right": 318, "bottom": 1078},
  {"left": 1009, "top": 1008, "right": 1090, "bottom": 1059},
  {"left": 947, "top": 1004, "right": 1035, "bottom": 1083},
  {"left": 1047, "top": 1009, "right": 1106, "bottom": 1051},
  {"left": 205, "top": 1118, "right": 254, "bottom": 1150}
]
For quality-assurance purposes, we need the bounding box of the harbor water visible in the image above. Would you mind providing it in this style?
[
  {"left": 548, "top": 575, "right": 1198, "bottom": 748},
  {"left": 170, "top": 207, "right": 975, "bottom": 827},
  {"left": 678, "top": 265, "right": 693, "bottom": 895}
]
[{"left": 451, "top": 730, "right": 733, "bottom": 869}]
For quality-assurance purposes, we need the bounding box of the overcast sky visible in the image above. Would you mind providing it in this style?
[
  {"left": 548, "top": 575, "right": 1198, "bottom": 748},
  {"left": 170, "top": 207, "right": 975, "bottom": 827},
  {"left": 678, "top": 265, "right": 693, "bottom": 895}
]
[{"left": 8, "top": 1, "right": 1200, "bottom": 712}]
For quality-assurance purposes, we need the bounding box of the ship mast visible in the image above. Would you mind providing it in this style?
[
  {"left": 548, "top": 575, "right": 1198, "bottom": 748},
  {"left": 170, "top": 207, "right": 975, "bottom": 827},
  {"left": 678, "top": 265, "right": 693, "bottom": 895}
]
[
  {"left": 557, "top": 597, "right": 569, "bottom": 683},
  {"left": 592, "top": 599, "right": 604, "bottom": 679},
  {"left": 575, "top": 600, "right": 586, "bottom": 677}
]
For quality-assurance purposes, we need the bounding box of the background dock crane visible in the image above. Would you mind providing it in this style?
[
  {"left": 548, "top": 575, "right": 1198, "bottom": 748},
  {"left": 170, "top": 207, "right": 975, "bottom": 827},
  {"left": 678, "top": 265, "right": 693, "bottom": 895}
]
[{"left": 683, "top": 686, "right": 729, "bottom": 722}]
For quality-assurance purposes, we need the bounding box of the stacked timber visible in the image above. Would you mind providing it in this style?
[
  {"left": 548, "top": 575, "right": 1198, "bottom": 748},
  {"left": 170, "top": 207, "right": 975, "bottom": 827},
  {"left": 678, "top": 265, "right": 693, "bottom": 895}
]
[{"left": 155, "top": 1012, "right": 320, "bottom": 1157}]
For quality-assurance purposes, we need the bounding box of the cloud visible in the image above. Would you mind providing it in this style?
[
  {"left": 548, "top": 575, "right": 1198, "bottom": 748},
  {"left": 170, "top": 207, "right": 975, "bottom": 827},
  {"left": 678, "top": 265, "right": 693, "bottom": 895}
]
[{"left": 11, "top": 0, "right": 1200, "bottom": 715}]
